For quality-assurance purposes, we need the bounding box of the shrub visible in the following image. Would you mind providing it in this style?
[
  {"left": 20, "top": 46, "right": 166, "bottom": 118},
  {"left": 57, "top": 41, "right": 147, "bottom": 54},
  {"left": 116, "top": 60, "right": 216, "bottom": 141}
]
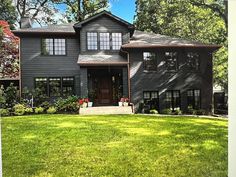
[
  {"left": 4, "top": 83, "right": 19, "bottom": 108},
  {"left": 150, "top": 109, "right": 158, "bottom": 114},
  {"left": 173, "top": 109, "right": 182, "bottom": 115},
  {"left": 35, "top": 107, "right": 44, "bottom": 114},
  {"left": 40, "top": 101, "right": 51, "bottom": 111},
  {"left": 25, "top": 107, "right": 33, "bottom": 114},
  {"left": 0, "top": 108, "right": 10, "bottom": 116},
  {"left": 47, "top": 107, "right": 57, "bottom": 114},
  {"left": 0, "top": 85, "right": 6, "bottom": 108},
  {"left": 55, "top": 96, "right": 79, "bottom": 113},
  {"left": 161, "top": 108, "right": 172, "bottom": 114},
  {"left": 13, "top": 104, "right": 25, "bottom": 116}
]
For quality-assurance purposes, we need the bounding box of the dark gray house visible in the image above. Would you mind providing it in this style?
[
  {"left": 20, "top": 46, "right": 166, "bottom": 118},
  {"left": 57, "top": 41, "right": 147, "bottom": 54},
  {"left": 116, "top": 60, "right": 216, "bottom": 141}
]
[{"left": 13, "top": 10, "right": 220, "bottom": 113}]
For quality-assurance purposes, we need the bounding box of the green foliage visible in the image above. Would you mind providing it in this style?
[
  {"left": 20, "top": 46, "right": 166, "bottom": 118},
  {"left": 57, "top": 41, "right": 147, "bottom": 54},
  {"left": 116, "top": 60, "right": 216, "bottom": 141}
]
[
  {"left": 0, "top": 85, "right": 6, "bottom": 108},
  {"left": 161, "top": 108, "right": 172, "bottom": 114},
  {"left": 13, "top": 104, "right": 25, "bottom": 116},
  {"left": 0, "top": 0, "right": 17, "bottom": 29},
  {"left": 34, "top": 107, "right": 44, "bottom": 114},
  {"left": 195, "top": 109, "right": 206, "bottom": 115},
  {"left": 46, "top": 107, "right": 57, "bottom": 114},
  {"left": 149, "top": 109, "right": 158, "bottom": 114},
  {"left": 134, "top": 0, "right": 227, "bottom": 90},
  {"left": 25, "top": 107, "right": 33, "bottom": 115},
  {"left": 4, "top": 83, "right": 19, "bottom": 108},
  {"left": 173, "top": 109, "right": 182, "bottom": 115},
  {"left": 0, "top": 108, "right": 10, "bottom": 116},
  {"left": 40, "top": 101, "right": 51, "bottom": 111},
  {"left": 55, "top": 96, "right": 79, "bottom": 113}
]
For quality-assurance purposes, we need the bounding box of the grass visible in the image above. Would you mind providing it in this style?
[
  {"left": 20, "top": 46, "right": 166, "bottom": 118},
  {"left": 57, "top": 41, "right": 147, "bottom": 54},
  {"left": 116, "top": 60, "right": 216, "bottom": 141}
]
[{"left": 1, "top": 114, "right": 228, "bottom": 177}]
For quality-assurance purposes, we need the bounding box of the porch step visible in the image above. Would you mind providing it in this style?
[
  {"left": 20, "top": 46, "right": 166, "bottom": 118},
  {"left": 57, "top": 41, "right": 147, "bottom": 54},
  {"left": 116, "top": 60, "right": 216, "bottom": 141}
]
[{"left": 79, "top": 106, "right": 133, "bottom": 115}]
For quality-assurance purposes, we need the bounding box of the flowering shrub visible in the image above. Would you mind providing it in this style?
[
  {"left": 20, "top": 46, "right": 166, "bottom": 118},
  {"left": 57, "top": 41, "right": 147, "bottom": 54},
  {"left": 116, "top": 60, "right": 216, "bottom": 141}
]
[
  {"left": 120, "top": 97, "right": 129, "bottom": 103},
  {"left": 78, "top": 98, "right": 89, "bottom": 105}
]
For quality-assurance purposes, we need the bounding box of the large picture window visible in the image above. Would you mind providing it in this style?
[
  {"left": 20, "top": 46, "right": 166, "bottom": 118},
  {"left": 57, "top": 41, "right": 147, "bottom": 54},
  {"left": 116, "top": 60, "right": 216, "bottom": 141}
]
[
  {"left": 87, "top": 32, "right": 98, "bottom": 50},
  {"left": 62, "top": 77, "right": 75, "bottom": 96},
  {"left": 42, "top": 38, "right": 66, "bottom": 55},
  {"left": 99, "top": 33, "right": 110, "bottom": 50},
  {"left": 35, "top": 78, "right": 48, "bottom": 95},
  {"left": 143, "top": 52, "right": 157, "bottom": 71},
  {"left": 186, "top": 52, "right": 200, "bottom": 70},
  {"left": 165, "top": 90, "right": 181, "bottom": 110},
  {"left": 49, "top": 78, "right": 61, "bottom": 97},
  {"left": 187, "top": 89, "right": 201, "bottom": 109},
  {"left": 112, "top": 33, "right": 122, "bottom": 50},
  {"left": 143, "top": 91, "right": 159, "bottom": 110},
  {"left": 165, "top": 52, "right": 178, "bottom": 71}
]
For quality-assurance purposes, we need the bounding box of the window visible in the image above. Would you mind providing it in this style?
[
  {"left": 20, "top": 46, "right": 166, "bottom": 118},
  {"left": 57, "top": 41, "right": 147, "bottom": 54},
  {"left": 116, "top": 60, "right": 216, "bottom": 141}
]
[
  {"left": 186, "top": 52, "right": 200, "bottom": 70},
  {"left": 42, "top": 38, "right": 66, "bottom": 55},
  {"left": 187, "top": 89, "right": 201, "bottom": 109},
  {"left": 165, "top": 52, "right": 178, "bottom": 71},
  {"left": 62, "top": 77, "right": 74, "bottom": 96},
  {"left": 112, "top": 33, "right": 122, "bottom": 50},
  {"left": 49, "top": 78, "right": 61, "bottom": 97},
  {"left": 35, "top": 78, "right": 48, "bottom": 95},
  {"left": 99, "top": 33, "right": 110, "bottom": 50},
  {"left": 143, "top": 91, "right": 159, "bottom": 110},
  {"left": 87, "top": 32, "right": 97, "bottom": 50},
  {"left": 165, "top": 90, "right": 180, "bottom": 110},
  {"left": 143, "top": 52, "right": 157, "bottom": 71}
]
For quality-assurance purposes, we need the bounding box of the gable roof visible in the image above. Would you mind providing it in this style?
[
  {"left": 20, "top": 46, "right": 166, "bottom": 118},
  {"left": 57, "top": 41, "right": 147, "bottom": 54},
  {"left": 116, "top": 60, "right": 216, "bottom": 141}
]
[
  {"left": 73, "top": 10, "right": 134, "bottom": 29},
  {"left": 122, "top": 30, "right": 221, "bottom": 49}
]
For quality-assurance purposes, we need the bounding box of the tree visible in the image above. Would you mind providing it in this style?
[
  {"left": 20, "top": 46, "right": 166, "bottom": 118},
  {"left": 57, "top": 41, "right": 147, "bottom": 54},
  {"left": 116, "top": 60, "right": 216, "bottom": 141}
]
[
  {"left": 0, "top": 20, "right": 19, "bottom": 79},
  {"left": 134, "top": 0, "right": 227, "bottom": 91},
  {"left": 55, "top": 0, "right": 108, "bottom": 22},
  {"left": 0, "top": 0, "right": 17, "bottom": 29}
]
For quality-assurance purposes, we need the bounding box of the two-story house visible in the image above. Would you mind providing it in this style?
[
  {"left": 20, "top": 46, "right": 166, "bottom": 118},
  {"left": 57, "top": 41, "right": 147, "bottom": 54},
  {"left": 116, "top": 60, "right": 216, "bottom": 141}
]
[{"left": 13, "top": 10, "right": 220, "bottom": 113}]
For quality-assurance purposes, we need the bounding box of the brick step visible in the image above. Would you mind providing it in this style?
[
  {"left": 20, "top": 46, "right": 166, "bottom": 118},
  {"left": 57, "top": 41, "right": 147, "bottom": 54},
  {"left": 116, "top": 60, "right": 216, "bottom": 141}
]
[{"left": 79, "top": 106, "right": 133, "bottom": 115}]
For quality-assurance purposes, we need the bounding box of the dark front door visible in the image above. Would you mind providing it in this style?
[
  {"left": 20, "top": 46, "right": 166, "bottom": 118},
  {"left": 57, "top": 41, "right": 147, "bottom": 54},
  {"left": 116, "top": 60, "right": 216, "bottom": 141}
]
[{"left": 98, "top": 76, "right": 112, "bottom": 105}]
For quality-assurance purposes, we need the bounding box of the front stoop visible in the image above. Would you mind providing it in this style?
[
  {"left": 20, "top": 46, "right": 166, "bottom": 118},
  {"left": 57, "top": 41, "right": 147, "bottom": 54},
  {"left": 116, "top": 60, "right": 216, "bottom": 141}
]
[{"left": 79, "top": 106, "right": 133, "bottom": 115}]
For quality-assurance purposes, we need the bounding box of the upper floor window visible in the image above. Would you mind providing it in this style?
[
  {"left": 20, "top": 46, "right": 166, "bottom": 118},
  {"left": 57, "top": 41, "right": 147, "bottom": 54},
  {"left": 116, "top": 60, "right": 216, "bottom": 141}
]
[
  {"left": 165, "top": 52, "right": 178, "bottom": 71},
  {"left": 186, "top": 52, "right": 200, "bottom": 70},
  {"left": 143, "top": 52, "right": 157, "bottom": 71},
  {"left": 99, "top": 33, "right": 110, "bottom": 50},
  {"left": 112, "top": 33, "right": 122, "bottom": 50},
  {"left": 42, "top": 38, "right": 66, "bottom": 55},
  {"left": 87, "top": 32, "right": 98, "bottom": 50},
  {"left": 187, "top": 89, "right": 201, "bottom": 109},
  {"left": 165, "top": 90, "right": 180, "bottom": 110}
]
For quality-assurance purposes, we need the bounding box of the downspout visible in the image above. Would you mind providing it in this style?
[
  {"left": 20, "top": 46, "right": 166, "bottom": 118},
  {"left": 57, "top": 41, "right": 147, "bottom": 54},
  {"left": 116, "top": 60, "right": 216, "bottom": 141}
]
[{"left": 120, "top": 47, "right": 132, "bottom": 112}]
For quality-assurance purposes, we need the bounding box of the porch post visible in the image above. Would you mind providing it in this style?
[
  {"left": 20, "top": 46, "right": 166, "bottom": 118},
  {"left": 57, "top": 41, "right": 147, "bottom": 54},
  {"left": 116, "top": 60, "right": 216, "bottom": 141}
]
[
  {"left": 80, "top": 68, "right": 88, "bottom": 98},
  {"left": 122, "top": 67, "right": 128, "bottom": 97}
]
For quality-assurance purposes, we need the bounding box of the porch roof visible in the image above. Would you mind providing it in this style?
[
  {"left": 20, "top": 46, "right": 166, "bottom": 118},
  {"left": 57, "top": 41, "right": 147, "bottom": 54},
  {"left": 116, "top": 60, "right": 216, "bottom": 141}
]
[
  {"left": 77, "top": 54, "right": 128, "bottom": 66},
  {"left": 121, "top": 30, "right": 221, "bottom": 49}
]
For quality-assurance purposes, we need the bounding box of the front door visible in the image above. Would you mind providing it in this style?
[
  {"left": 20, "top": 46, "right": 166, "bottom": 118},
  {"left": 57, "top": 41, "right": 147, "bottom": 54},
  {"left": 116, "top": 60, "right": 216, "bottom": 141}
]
[{"left": 98, "top": 76, "right": 112, "bottom": 105}]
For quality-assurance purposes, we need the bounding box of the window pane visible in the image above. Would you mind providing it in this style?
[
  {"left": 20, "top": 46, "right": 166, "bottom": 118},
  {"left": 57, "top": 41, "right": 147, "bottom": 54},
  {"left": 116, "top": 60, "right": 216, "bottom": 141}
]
[
  {"left": 165, "top": 91, "right": 172, "bottom": 109},
  {"left": 143, "top": 91, "right": 150, "bottom": 99},
  {"left": 35, "top": 78, "right": 48, "bottom": 96},
  {"left": 143, "top": 52, "right": 157, "bottom": 71},
  {"left": 87, "top": 32, "right": 98, "bottom": 50},
  {"left": 151, "top": 91, "right": 158, "bottom": 99},
  {"left": 187, "top": 89, "right": 201, "bottom": 109},
  {"left": 62, "top": 77, "right": 74, "bottom": 97},
  {"left": 165, "top": 52, "right": 178, "bottom": 71},
  {"left": 49, "top": 78, "right": 61, "bottom": 97},
  {"left": 100, "top": 33, "right": 110, "bottom": 50},
  {"left": 42, "top": 38, "right": 54, "bottom": 55},
  {"left": 172, "top": 90, "right": 180, "bottom": 110},
  {"left": 112, "top": 33, "right": 122, "bottom": 50},
  {"left": 187, "top": 52, "right": 199, "bottom": 70},
  {"left": 54, "top": 39, "right": 66, "bottom": 55}
]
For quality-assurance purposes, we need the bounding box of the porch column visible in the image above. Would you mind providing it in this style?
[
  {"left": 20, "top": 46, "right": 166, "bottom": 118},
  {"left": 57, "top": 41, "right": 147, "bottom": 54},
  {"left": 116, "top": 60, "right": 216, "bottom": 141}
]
[
  {"left": 80, "top": 68, "right": 88, "bottom": 98},
  {"left": 122, "top": 67, "right": 128, "bottom": 97}
]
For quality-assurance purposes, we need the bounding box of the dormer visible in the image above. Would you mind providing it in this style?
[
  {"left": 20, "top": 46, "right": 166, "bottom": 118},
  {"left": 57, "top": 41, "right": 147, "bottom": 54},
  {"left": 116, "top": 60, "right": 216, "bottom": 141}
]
[{"left": 73, "top": 10, "right": 135, "bottom": 53}]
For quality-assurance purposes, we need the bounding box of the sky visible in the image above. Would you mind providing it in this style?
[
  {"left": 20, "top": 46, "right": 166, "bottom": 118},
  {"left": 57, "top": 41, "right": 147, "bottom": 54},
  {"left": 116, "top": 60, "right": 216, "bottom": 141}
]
[{"left": 109, "top": 0, "right": 136, "bottom": 23}]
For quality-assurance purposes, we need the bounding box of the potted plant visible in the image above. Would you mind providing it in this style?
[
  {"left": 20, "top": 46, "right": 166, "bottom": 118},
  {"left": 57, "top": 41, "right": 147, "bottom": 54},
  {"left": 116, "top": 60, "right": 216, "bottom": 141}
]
[
  {"left": 78, "top": 98, "right": 89, "bottom": 108},
  {"left": 88, "top": 90, "right": 96, "bottom": 107},
  {"left": 119, "top": 97, "right": 129, "bottom": 106}
]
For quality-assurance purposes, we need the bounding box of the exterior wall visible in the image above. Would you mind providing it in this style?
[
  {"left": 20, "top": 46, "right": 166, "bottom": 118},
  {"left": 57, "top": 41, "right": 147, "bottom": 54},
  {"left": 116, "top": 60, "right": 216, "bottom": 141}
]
[
  {"left": 80, "top": 15, "right": 130, "bottom": 54},
  {"left": 122, "top": 67, "right": 128, "bottom": 97},
  {"left": 128, "top": 48, "right": 213, "bottom": 113},
  {"left": 80, "top": 67, "right": 88, "bottom": 97},
  {"left": 20, "top": 36, "right": 81, "bottom": 95}
]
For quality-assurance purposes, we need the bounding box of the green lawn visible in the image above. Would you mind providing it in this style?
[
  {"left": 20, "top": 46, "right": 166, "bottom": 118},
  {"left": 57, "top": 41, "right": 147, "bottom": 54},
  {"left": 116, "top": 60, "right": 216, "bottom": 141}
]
[{"left": 2, "top": 114, "right": 227, "bottom": 177}]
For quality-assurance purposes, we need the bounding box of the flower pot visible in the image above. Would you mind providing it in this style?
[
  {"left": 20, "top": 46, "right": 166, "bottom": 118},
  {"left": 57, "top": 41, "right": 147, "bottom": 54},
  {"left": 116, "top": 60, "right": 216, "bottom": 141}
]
[
  {"left": 82, "top": 102, "right": 88, "bottom": 108},
  {"left": 88, "top": 102, "right": 93, "bottom": 107},
  {"left": 123, "top": 102, "right": 129, "bottom": 106},
  {"left": 118, "top": 102, "right": 123, "bottom": 106}
]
